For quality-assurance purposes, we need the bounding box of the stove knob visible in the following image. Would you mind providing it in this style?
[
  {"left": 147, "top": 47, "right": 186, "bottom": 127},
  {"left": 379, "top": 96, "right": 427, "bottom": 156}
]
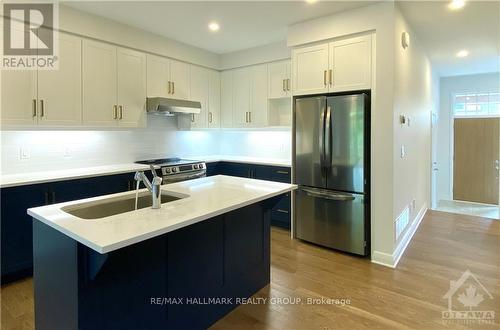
[
  {"left": 165, "top": 168, "right": 171, "bottom": 173},
  {"left": 193, "top": 164, "right": 199, "bottom": 169},
  {"left": 172, "top": 167, "right": 177, "bottom": 173}
]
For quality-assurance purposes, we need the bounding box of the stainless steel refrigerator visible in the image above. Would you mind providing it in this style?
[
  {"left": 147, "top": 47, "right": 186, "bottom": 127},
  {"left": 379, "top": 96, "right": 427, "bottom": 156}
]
[{"left": 293, "top": 92, "right": 370, "bottom": 256}]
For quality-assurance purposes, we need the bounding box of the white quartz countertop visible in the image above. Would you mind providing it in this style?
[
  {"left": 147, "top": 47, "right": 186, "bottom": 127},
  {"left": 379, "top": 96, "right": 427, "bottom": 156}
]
[
  {"left": 28, "top": 175, "right": 296, "bottom": 254},
  {"left": 0, "top": 156, "right": 291, "bottom": 188}
]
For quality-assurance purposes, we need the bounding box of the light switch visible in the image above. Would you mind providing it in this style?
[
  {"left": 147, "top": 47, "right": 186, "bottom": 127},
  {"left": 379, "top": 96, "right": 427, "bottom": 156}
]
[
  {"left": 400, "top": 146, "right": 405, "bottom": 158},
  {"left": 20, "top": 147, "right": 31, "bottom": 160}
]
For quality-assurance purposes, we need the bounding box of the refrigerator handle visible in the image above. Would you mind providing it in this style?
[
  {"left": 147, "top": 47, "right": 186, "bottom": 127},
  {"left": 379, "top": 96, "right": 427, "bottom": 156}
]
[
  {"left": 302, "top": 187, "right": 355, "bottom": 201},
  {"left": 325, "top": 105, "right": 332, "bottom": 169},
  {"left": 319, "top": 105, "right": 326, "bottom": 170}
]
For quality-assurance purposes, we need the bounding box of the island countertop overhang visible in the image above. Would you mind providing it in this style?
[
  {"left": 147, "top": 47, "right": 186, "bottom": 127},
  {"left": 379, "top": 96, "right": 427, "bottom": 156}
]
[{"left": 27, "top": 175, "right": 297, "bottom": 254}]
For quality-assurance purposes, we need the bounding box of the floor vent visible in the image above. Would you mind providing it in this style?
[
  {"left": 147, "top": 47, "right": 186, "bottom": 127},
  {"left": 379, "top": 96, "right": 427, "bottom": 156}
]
[{"left": 395, "top": 207, "right": 410, "bottom": 241}]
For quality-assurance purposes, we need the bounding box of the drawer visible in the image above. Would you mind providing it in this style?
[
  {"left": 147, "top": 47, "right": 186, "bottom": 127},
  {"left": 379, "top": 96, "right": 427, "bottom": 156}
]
[{"left": 270, "top": 167, "right": 291, "bottom": 183}]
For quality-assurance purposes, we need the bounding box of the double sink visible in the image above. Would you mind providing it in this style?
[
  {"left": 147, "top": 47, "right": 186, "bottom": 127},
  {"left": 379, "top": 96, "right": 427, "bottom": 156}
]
[{"left": 62, "top": 191, "right": 185, "bottom": 220}]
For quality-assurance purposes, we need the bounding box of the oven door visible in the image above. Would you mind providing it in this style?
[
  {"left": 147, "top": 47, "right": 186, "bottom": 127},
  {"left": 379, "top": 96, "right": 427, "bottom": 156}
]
[{"left": 162, "top": 170, "right": 207, "bottom": 184}]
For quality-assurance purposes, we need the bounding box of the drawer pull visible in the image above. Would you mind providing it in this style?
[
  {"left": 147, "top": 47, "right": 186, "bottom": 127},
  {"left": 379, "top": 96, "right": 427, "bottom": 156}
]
[
  {"left": 275, "top": 170, "right": 289, "bottom": 174},
  {"left": 276, "top": 209, "right": 289, "bottom": 214}
]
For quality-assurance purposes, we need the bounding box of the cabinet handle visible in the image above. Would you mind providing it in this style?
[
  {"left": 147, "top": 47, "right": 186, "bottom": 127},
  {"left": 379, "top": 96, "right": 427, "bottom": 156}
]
[
  {"left": 276, "top": 209, "right": 289, "bottom": 214},
  {"left": 32, "top": 99, "right": 37, "bottom": 117},
  {"left": 248, "top": 111, "right": 251, "bottom": 123},
  {"left": 329, "top": 69, "right": 333, "bottom": 85},
  {"left": 209, "top": 112, "right": 212, "bottom": 123},
  {"left": 286, "top": 78, "right": 290, "bottom": 91},
  {"left": 39, "top": 99, "right": 44, "bottom": 117},
  {"left": 168, "top": 81, "right": 171, "bottom": 94},
  {"left": 44, "top": 191, "right": 50, "bottom": 205},
  {"left": 172, "top": 81, "right": 175, "bottom": 94},
  {"left": 276, "top": 170, "right": 289, "bottom": 174},
  {"left": 324, "top": 70, "right": 327, "bottom": 86},
  {"left": 113, "top": 105, "right": 118, "bottom": 119},
  {"left": 191, "top": 114, "right": 195, "bottom": 122},
  {"left": 51, "top": 191, "right": 56, "bottom": 204},
  {"left": 245, "top": 112, "right": 248, "bottom": 123},
  {"left": 119, "top": 105, "right": 123, "bottom": 119},
  {"left": 282, "top": 79, "right": 286, "bottom": 92}
]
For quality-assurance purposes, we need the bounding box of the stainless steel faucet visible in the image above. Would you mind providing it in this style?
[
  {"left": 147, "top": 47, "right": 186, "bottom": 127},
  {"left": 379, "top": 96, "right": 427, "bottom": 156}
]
[{"left": 135, "top": 165, "right": 163, "bottom": 209}]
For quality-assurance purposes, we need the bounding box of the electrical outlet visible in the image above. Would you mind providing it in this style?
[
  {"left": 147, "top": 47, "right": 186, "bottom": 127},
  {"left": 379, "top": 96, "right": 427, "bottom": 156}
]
[
  {"left": 279, "top": 143, "right": 285, "bottom": 153},
  {"left": 63, "top": 146, "right": 71, "bottom": 157},
  {"left": 412, "top": 199, "right": 416, "bottom": 211},
  {"left": 20, "top": 147, "right": 31, "bottom": 160}
]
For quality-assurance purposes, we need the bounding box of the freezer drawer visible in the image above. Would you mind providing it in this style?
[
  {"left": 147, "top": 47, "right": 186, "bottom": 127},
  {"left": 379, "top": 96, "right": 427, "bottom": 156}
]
[{"left": 295, "top": 186, "right": 367, "bottom": 255}]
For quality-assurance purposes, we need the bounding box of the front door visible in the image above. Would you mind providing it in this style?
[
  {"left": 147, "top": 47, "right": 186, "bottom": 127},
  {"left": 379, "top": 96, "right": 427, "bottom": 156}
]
[{"left": 453, "top": 118, "right": 500, "bottom": 205}]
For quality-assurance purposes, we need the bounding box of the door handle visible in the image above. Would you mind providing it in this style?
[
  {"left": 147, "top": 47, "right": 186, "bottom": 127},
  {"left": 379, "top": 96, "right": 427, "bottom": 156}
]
[
  {"left": 319, "top": 106, "right": 326, "bottom": 170},
  {"left": 325, "top": 105, "right": 332, "bottom": 168},
  {"left": 302, "top": 187, "right": 355, "bottom": 201},
  {"left": 118, "top": 105, "right": 123, "bottom": 119},
  {"left": 39, "top": 99, "right": 45, "bottom": 117},
  {"left": 32, "top": 99, "right": 37, "bottom": 117}
]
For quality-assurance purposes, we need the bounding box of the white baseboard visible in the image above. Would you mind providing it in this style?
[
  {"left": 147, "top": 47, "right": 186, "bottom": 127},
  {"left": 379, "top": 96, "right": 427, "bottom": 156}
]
[{"left": 371, "top": 204, "right": 427, "bottom": 268}]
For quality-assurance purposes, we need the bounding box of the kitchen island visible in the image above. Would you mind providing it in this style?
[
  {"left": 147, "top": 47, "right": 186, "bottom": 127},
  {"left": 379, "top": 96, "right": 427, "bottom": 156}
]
[{"left": 28, "top": 175, "right": 296, "bottom": 330}]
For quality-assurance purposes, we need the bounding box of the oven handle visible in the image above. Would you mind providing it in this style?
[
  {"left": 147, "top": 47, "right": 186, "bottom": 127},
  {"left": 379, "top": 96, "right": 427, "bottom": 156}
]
[{"left": 162, "top": 170, "right": 206, "bottom": 183}]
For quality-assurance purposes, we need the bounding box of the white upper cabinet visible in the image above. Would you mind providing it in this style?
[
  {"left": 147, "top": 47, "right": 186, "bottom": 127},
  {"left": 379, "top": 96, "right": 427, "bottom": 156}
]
[
  {"left": 116, "top": 47, "right": 146, "bottom": 127},
  {"left": 170, "top": 60, "right": 190, "bottom": 100},
  {"left": 208, "top": 70, "right": 221, "bottom": 128},
  {"left": 292, "top": 34, "right": 372, "bottom": 96},
  {"left": 37, "top": 33, "right": 82, "bottom": 126},
  {"left": 329, "top": 35, "right": 372, "bottom": 92},
  {"left": 232, "top": 67, "right": 252, "bottom": 127},
  {"left": 220, "top": 70, "right": 233, "bottom": 128},
  {"left": 249, "top": 64, "right": 268, "bottom": 127},
  {"left": 146, "top": 54, "right": 170, "bottom": 98},
  {"left": 1, "top": 31, "right": 82, "bottom": 127},
  {"left": 82, "top": 40, "right": 118, "bottom": 126},
  {"left": 83, "top": 40, "right": 146, "bottom": 127},
  {"left": 268, "top": 60, "right": 291, "bottom": 99},
  {"left": 189, "top": 65, "right": 209, "bottom": 128},
  {"left": 1, "top": 69, "right": 37, "bottom": 126},
  {"left": 292, "top": 43, "right": 329, "bottom": 96}
]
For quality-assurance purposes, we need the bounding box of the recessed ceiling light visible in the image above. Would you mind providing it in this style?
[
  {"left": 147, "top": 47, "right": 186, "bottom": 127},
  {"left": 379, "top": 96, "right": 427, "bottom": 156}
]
[
  {"left": 448, "top": 0, "right": 465, "bottom": 10},
  {"left": 306, "top": 0, "right": 318, "bottom": 4},
  {"left": 456, "top": 50, "right": 469, "bottom": 58},
  {"left": 208, "top": 22, "right": 220, "bottom": 32}
]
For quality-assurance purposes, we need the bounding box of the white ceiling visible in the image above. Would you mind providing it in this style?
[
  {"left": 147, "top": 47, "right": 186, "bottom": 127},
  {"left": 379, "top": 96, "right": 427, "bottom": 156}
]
[
  {"left": 399, "top": 1, "right": 500, "bottom": 77},
  {"left": 64, "top": 1, "right": 373, "bottom": 54}
]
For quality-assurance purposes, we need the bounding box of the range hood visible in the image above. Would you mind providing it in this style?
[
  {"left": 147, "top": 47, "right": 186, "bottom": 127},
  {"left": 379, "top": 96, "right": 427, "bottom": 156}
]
[{"left": 146, "top": 97, "right": 201, "bottom": 116}]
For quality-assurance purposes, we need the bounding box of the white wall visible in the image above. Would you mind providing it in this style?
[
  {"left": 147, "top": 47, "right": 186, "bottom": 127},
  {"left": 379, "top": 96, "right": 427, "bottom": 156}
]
[
  {"left": 287, "top": 2, "right": 396, "bottom": 262},
  {"left": 219, "top": 41, "right": 290, "bottom": 70},
  {"left": 393, "top": 5, "right": 434, "bottom": 246},
  {"left": 436, "top": 72, "right": 500, "bottom": 202}
]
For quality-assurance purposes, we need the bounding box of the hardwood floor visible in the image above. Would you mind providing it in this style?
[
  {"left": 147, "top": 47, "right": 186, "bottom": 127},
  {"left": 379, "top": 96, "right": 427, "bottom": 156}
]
[{"left": 2, "top": 210, "right": 499, "bottom": 329}]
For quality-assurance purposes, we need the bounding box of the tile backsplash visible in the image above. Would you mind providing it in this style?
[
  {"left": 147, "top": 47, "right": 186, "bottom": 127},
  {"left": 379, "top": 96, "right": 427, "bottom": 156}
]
[{"left": 1, "top": 118, "right": 291, "bottom": 174}]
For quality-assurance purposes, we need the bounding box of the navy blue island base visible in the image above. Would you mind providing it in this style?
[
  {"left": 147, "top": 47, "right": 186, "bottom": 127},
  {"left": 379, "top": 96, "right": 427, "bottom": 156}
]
[{"left": 33, "top": 198, "right": 278, "bottom": 330}]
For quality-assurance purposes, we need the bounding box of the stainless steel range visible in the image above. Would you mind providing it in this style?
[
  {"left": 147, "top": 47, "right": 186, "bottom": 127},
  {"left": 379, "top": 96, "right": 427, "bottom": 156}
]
[{"left": 135, "top": 158, "right": 206, "bottom": 183}]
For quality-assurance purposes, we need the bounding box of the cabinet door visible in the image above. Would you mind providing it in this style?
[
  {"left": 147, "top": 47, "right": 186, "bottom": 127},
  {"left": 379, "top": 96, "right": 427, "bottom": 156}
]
[
  {"left": 82, "top": 40, "right": 117, "bottom": 126},
  {"left": 0, "top": 70, "right": 37, "bottom": 126},
  {"left": 146, "top": 54, "right": 170, "bottom": 98},
  {"left": 220, "top": 70, "right": 233, "bottom": 128},
  {"left": 117, "top": 47, "right": 146, "bottom": 127},
  {"left": 329, "top": 35, "right": 372, "bottom": 92},
  {"left": 38, "top": 32, "right": 82, "bottom": 126},
  {"left": 208, "top": 70, "right": 220, "bottom": 128},
  {"left": 249, "top": 64, "right": 268, "bottom": 127},
  {"left": 292, "top": 43, "right": 329, "bottom": 96},
  {"left": 189, "top": 65, "right": 209, "bottom": 128},
  {"left": 268, "top": 60, "right": 288, "bottom": 99},
  {"left": 232, "top": 67, "right": 251, "bottom": 127},
  {"left": 170, "top": 59, "right": 190, "bottom": 100}
]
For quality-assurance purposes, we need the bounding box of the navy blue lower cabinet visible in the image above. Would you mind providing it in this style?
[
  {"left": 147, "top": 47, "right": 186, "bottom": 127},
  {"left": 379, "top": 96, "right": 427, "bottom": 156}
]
[
  {"left": 205, "top": 161, "right": 220, "bottom": 176},
  {"left": 1, "top": 172, "right": 137, "bottom": 283},
  {"left": 33, "top": 201, "right": 273, "bottom": 330}
]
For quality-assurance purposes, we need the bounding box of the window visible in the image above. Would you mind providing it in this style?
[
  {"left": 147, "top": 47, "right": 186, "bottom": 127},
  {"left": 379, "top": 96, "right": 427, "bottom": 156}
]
[{"left": 453, "top": 92, "right": 500, "bottom": 117}]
